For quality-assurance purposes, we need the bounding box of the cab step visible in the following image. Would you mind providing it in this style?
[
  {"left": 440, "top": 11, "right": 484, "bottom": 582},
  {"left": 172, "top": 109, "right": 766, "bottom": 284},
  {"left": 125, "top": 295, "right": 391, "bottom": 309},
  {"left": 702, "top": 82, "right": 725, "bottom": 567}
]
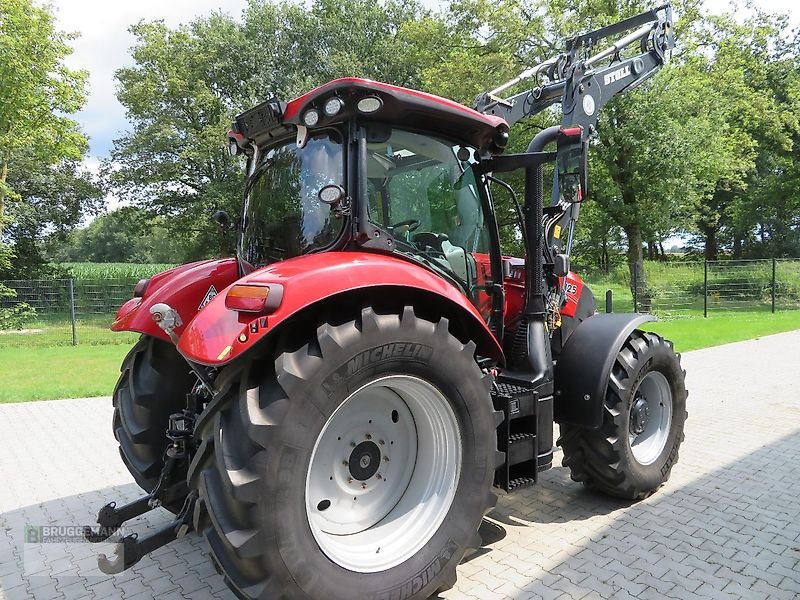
[{"left": 492, "top": 375, "right": 553, "bottom": 492}]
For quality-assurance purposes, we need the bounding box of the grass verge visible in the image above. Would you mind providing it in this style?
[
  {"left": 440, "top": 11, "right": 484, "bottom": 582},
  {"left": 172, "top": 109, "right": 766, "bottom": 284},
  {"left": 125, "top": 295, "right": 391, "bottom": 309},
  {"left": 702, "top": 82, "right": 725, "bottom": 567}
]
[
  {"left": 642, "top": 310, "right": 800, "bottom": 352},
  {"left": 1, "top": 311, "right": 799, "bottom": 403},
  {"left": 0, "top": 344, "right": 131, "bottom": 403}
]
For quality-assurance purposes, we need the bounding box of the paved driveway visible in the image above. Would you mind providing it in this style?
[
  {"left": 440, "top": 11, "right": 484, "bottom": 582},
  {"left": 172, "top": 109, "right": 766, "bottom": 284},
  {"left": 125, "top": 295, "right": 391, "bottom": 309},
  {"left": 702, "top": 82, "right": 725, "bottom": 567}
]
[{"left": 1, "top": 330, "right": 799, "bottom": 599}]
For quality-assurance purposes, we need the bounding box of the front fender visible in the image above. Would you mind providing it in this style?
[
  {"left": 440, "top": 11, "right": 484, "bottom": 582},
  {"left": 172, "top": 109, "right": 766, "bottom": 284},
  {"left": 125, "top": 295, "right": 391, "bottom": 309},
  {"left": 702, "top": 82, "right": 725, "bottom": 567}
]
[
  {"left": 177, "top": 252, "right": 503, "bottom": 366},
  {"left": 554, "top": 312, "right": 656, "bottom": 429},
  {"left": 111, "top": 258, "right": 240, "bottom": 342}
]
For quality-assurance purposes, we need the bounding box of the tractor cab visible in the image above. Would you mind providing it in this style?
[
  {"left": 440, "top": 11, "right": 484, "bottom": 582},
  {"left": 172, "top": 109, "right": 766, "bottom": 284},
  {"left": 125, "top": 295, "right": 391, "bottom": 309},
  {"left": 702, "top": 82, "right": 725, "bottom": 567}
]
[{"left": 228, "top": 78, "right": 511, "bottom": 320}]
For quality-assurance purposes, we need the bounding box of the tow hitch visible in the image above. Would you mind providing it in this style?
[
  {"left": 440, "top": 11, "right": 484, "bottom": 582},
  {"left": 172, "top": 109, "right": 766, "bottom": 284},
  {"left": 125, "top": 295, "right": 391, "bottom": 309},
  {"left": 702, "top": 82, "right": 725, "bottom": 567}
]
[
  {"left": 84, "top": 302, "right": 214, "bottom": 573},
  {"left": 84, "top": 401, "right": 202, "bottom": 572},
  {"left": 95, "top": 492, "right": 198, "bottom": 574}
]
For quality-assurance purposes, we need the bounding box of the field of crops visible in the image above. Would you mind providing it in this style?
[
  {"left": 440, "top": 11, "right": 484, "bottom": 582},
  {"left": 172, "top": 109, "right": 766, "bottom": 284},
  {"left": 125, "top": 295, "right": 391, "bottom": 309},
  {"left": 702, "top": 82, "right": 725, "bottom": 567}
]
[{"left": 61, "top": 262, "right": 175, "bottom": 279}]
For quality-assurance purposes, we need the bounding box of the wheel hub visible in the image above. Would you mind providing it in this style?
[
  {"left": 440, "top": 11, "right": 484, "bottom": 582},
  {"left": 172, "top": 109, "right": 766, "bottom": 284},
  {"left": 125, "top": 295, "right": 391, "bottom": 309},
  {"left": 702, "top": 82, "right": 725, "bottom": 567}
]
[
  {"left": 349, "top": 441, "right": 381, "bottom": 481},
  {"left": 628, "top": 371, "right": 673, "bottom": 466},
  {"left": 629, "top": 396, "right": 649, "bottom": 435},
  {"left": 305, "top": 375, "right": 461, "bottom": 573}
]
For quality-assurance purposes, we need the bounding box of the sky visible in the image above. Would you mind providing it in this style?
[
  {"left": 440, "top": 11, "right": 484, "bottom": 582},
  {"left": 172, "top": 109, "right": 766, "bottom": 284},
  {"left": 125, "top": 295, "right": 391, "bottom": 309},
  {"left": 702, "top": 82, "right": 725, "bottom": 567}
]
[{"left": 50, "top": 0, "right": 798, "bottom": 199}]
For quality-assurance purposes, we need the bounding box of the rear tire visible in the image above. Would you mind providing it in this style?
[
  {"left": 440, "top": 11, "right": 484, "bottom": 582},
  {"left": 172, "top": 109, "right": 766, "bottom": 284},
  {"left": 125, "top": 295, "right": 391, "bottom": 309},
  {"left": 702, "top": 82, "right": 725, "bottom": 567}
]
[
  {"left": 191, "top": 306, "right": 501, "bottom": 600},
  {"left": 558, "top": 330, "right": 687, "bottom": 500},
  {"left": 113, "top": 336, "right": 195, "bottom": 509}
]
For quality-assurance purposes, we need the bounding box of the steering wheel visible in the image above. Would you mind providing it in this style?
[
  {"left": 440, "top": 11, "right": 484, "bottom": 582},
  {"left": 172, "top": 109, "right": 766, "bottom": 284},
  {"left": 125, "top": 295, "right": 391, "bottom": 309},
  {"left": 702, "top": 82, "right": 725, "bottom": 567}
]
[{"left": 389, "top": 219, "right": 421, "bottom": 233}]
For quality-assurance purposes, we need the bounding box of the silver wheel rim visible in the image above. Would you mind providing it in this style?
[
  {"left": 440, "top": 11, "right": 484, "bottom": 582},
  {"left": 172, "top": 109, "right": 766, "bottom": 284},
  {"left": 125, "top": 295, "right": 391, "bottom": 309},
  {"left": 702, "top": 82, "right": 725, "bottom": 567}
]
[
  {"left": 628, "top": 371, "right": 672, "bottom": 466},
  {"left": 305, "top": 374, "right": 461, "bottom": 573}
]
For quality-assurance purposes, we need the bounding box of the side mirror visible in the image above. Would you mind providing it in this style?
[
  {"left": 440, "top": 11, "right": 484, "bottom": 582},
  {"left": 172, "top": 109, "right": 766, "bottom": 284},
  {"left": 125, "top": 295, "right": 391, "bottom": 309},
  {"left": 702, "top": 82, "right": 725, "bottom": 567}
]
[
  {"left": 556, "top": 128, "right": 588, "bottom": 203},
  {"left": 211, "top": 210, "right": 231, "bottom": 230}
]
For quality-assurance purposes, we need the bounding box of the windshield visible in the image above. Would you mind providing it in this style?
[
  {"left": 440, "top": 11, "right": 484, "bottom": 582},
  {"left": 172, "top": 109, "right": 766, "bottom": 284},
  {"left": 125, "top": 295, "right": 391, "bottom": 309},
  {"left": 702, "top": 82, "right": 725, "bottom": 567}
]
[
  {"left": 366, "top": 129, "right": 490, "bottom": 294},
  {"left": 239, "top": 132, "right": 345, "bottom": 267}
]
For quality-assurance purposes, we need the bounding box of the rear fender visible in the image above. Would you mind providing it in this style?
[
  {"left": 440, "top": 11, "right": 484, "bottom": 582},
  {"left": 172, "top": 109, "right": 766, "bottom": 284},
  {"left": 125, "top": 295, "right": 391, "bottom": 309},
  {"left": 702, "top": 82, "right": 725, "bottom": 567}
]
[
  {"left": 554, "top": 313, "right": 656, "bottom": 429},
  {"left": 111, "top": 258, "right": 240, "bottom": 342},
  {"left": 176, "top": 252, "right": 504, "bottom": 367}
]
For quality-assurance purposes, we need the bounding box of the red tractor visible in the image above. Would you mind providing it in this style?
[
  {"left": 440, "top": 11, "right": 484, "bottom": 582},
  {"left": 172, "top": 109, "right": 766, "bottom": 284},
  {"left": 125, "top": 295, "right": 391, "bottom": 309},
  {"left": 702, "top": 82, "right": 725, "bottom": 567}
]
[{"left": 86, "top": 5, "right": 686, "bottom": 599}]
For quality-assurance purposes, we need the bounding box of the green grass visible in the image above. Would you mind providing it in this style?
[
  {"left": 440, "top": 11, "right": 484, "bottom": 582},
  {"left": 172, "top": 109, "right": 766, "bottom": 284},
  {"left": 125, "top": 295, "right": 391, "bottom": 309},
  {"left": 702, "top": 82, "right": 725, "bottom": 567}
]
[
  {"left": 0, "top": 344, "right": 133, "bottom": 402},
  {"left": 643, "top": 310, "right": 800, "bottom": 352},
  {"left": 2, "top": 310, "right": 799, "bottom": 403},
  {"left": 0, "top": 317, "right": 139, "bottom": 348}
]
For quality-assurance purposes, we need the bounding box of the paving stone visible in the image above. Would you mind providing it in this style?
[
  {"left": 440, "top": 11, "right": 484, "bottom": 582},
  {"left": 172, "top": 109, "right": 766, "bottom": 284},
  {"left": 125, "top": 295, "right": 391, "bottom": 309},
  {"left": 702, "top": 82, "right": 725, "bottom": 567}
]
[{"left": 2, "top": 332, "right": 800, "bottom": 600}]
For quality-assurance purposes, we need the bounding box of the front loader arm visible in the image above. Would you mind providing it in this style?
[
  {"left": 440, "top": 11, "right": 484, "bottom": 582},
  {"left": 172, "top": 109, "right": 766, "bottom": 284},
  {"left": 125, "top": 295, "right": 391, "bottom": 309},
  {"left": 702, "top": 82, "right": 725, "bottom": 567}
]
[
  {"left": 475, "top": 4, "right": 675, "bottom": 278},
  {"left": 475, "top": 4, "right": 674, "bottom": 138}
]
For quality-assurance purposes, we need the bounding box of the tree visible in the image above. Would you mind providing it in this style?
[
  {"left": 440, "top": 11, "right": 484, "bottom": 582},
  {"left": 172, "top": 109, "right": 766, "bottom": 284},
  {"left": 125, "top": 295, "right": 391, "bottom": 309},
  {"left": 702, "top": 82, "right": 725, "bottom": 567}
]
[
  {"left": 683, "top": 12, "right": 797, "bottom": 260},
  {"left": 1, "top": 152, "right": 103, "bottom": 279},
  {"left": 0, "top": 233, "right": 35, "bottom": 330},
  {"left": 48, "top": 206, "right": 200, "bottom": 264},
  {"left": 406, "top": 0, "right": 716, "bottom": 304},
  {"left": 109, "top": 0, "right": 429, "bottom": 260},
  {"left": 0, "top": 0, "right": 97, "bottom": 279},
  {"left": 0, "top": 0, "right": 88, "bottom": 224}
]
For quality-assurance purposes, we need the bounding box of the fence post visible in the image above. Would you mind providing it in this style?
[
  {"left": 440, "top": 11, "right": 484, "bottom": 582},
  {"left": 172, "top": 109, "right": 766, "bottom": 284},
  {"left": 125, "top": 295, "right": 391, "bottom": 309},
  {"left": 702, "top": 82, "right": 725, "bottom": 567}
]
[
  {"left": 703, "top": 260, "right": 708, "bottom": 318},
  {"left": 772, "top": 258, "right": 777, "bottom": 313},
  {"left": 605, "top": 289, "right": 613, "bottom": 313},
  {"left": 68, "top": 278, "right": 78, "bottom": 346},
  {"left": 632, "top": 267, "right": 638, "bottom": 313}
]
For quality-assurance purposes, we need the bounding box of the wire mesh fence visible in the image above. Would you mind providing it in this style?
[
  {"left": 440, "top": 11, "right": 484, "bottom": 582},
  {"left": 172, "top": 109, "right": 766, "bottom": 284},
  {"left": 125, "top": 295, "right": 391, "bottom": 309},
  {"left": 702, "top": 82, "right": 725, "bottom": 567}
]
[
  {"left": 1, "top": 258, "right": 799, "bottom": 347},
  {"left": 0, "top": 278, "right": 141, "bottom": 348},
  {"left": 622, "top": 258, "right": 800, "bottom": 317}
]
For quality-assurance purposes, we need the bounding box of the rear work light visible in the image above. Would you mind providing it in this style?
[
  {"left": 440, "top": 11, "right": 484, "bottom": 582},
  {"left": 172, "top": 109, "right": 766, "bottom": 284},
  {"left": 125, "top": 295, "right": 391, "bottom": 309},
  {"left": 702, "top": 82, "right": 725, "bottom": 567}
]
[
  {"left": 303, "top": 109, "right": 320, "bottom": 127},
  {"left": 225, "top": 283, "right": 284, "bottom": 313},
  {"left": 323, "top": 96, "right": 344, "bottom": 117},
  {"left": 356, "top": 96, "right": 382, "bottom": 114}
]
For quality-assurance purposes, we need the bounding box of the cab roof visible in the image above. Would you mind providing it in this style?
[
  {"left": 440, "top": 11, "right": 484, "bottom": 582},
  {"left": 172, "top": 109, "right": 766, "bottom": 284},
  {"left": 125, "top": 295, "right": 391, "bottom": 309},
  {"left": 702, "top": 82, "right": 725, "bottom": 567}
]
[{"left": 284, "top": 78, "right": 509, "bottom": 155}]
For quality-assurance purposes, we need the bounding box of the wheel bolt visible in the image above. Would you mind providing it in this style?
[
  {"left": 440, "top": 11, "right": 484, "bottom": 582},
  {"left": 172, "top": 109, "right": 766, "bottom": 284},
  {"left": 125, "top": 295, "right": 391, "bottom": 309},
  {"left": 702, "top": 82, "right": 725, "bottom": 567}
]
[
  {"left": 376, "top": 473, "right": 382, "bottom": 480},
  {"left": 342, "top": 460, "right": 348, "bottom": 466},
  {"left": 361, "top": 482, "right": 368, "bottom": 489},
  {"left": 350, "top": 441, "right": 356, "bottom": 447},
  {"left": 348, "top": 477, "right": 353, "bottom": 483},
  {"left": 379, "top": 439, "right": 385, "bottom": 445},
  {"left": 365, "top": 434, "right": 372, "bottom": 440},
  {"left": 384, "top": 456, "right": 389, "bottom": 462}
]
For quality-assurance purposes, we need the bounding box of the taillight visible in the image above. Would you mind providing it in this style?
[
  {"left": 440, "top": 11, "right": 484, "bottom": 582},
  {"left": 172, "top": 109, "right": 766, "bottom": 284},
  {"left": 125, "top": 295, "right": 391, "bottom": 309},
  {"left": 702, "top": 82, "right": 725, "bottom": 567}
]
[
  {"left": 225, "top": 283, "right": 283, "bottom": 313},
  {"left": 133, "top": 278, "right": 150, "bottom": 298}
]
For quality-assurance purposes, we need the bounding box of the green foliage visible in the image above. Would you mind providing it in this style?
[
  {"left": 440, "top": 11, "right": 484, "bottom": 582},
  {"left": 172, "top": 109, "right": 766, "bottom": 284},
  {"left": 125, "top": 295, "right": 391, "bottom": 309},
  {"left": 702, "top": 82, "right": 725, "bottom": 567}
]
[
  {"left": 72, "top": 0, "right": 800, "bottom": 281},
  {"left": 0, "top": 0, "right": 99, "bottom": 279},
  {"left": 0, "top": 285, "right": 36, "bottom": 330},
  {"left": 48, "top": 207, "right": 194, "bottom": 265},
  {"left": 680, "top": 11, "right": 800, "bottom": 259},
  {"left": 0, "top": 228, "right": 34, "bottom": 329},
  {"left": 0, "top": 0, "right": 88, "bottom": 201}
]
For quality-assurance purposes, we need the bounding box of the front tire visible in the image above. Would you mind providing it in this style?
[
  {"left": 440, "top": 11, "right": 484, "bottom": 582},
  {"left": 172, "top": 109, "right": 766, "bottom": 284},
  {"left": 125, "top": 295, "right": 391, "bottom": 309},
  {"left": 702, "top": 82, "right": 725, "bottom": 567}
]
[
  {"left": 558, "top": 330, "right": 687, "bottom": 499},
  {"left": 113, "top": 336, "right": 195, "bottom": 509},
  {"left": 192, "top": 306, "right": 500, "bottom": 600}
]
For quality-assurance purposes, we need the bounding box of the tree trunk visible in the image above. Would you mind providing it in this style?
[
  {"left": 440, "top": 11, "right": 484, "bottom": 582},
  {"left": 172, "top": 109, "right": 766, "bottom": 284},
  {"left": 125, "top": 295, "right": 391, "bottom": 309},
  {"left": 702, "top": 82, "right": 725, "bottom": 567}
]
[
  {"left": 658, "top": 241, "right": 666, "bottom": 261},
  {"left": 647, "top": 240, "right": 656, "bottom": 261},
  {"left": 699, "top": 221, "right": 718, "bottom": 261},
  {"left": 732, "top": 236, "right": 742, "bottom": 258},
  {"left": 601, "top": 239, "right": 609, "bottom": 274},
  {"left": 624, "top": 224, "right": 650, "bottom": 312},
  {"left": 0, "top": 160, "right": 7, "bottom": 231}
]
